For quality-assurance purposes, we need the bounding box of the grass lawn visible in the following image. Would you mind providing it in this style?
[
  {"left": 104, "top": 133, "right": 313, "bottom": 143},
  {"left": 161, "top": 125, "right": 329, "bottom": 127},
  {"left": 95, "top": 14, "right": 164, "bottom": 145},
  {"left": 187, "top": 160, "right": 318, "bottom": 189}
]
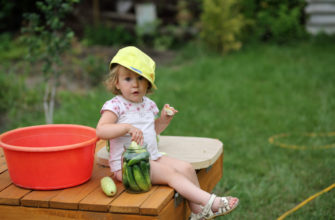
[{"left": 6, "top": 41, "right": 335, "bottom": 219}]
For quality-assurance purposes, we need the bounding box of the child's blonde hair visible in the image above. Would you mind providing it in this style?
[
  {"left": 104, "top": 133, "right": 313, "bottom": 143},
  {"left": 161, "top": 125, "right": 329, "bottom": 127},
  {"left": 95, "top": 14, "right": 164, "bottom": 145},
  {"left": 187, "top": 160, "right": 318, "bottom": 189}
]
[{"left": 104, "top": 64, "right": 153, "bottom": 95}]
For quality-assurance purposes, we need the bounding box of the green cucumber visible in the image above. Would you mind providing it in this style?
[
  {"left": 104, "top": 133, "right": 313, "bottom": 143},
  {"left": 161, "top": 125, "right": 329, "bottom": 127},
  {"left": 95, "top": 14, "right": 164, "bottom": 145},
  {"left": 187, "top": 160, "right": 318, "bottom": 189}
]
[
  {"left": 100, "top": 176, "right": 117, "bottom": 196},
  {"left": 134, "top": 148, "right": 147, "bottom": 153},
  {"left": 128, "top": 141, "right": 141, "bottom": 150},
  {"left": 140, "top": 161, "right": 151, "bottom": 188},
  {"left": 126, "top": 165, "right": 140, "bottom": 191},
  {"left": 122, "top": 162, "right": 129, "bottom": 188},
  {"left": 127, "top": 152, "right": 150, "bottom": 166},
  {"left": 132, "top": 165, "right": 150, "bottom": 191},
  {"left": 123, "top": 151, "right": 132, "bottom": 162}
]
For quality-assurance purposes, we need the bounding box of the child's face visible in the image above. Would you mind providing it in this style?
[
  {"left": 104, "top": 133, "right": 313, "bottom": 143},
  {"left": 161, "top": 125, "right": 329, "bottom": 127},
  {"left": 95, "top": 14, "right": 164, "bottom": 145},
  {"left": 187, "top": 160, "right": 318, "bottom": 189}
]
[{"left": 116, "top": 66, "right": 149, "bottom": 103}]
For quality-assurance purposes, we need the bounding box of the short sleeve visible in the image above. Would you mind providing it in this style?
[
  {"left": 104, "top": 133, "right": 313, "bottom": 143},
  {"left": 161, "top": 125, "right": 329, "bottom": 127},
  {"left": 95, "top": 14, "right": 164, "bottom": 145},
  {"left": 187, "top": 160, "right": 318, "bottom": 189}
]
[
  {"left": 100, "top": 98, "right": 122, "bottom": 118},
  {"left": 148, "top": 99, "right": 159, "bottom": 116}
]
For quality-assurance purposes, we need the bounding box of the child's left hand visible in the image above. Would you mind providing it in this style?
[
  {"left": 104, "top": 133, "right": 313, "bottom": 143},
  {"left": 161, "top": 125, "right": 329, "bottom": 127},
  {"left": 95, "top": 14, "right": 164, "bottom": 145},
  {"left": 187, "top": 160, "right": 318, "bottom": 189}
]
[
  {"left": 162, "top": 104, "right": 178, "bottom": 117},
  {"left": 155, "top": 104, "right": 178, "bottom": 134}
]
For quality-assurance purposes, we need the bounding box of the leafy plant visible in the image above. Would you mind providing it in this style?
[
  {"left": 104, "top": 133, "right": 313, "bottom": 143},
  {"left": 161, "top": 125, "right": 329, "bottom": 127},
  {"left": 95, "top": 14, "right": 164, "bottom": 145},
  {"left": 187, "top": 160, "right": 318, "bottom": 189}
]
[
  {"left": 135, "top": 19, "right": 175, "bottom": 51},
  {"left": 83, "top": 24, "right": 135, "bottom": 46},
  {"left": 258, "top": 2, "right": 306, "bottom": 43},
  {"left": 0, "top": 72, "right": 20, "bottom": 114},
  {"left": 0, "top": 33, "right": 26, "bottom": 61},
  {"left": 0, "top": 68, "right": 41, "bottom": 131},
  {"left": 240, "top": 0, "right": 307, "bottom": 43},
  {"left": 21, "top": 0, "right": 78, "bottom": 124},
  {"left": 0, "top": 1, "right": 14, "bottom": 31},
  {"left": 200, "top": 0, "right": 245, "bottom": 54},
  {"left": 135, "top": 20, "right": 161, "bottom": 48},
  {"left": 81, "top": 55, "right": 107, "bottom": 86}
]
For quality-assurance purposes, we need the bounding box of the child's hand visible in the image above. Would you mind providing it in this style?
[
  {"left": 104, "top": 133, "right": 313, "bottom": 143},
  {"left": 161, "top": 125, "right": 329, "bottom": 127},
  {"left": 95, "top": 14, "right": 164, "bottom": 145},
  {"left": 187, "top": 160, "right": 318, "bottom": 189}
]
[
  {"left": 155, "top": 104, "right": 178, "bottom": 134},
  {"left": 127, "top": 125, "right": 144, "bottom": 145},
  {"left": 163, "top": 104, "right": 178, "bottom": 117}
]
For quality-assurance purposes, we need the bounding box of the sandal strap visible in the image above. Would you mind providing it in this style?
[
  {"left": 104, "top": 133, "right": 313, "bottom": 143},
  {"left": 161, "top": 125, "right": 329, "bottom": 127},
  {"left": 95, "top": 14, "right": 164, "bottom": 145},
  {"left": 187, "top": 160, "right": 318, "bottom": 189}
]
[
  {"left": 218, "top": 197, "right": 231, "bottom": 213},
  {"left": 200, "top": 194, "right": 216, "bottom": 217},
  {"left": 189, "top": 212, "right": 197, "bottom": 220}
]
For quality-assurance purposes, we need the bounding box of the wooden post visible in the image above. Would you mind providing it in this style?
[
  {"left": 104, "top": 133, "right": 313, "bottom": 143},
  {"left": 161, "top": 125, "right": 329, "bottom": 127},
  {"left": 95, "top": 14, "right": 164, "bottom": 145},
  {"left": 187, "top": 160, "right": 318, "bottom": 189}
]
[{"left": 93, "top": 0, "right": 100, "bottom": 25}]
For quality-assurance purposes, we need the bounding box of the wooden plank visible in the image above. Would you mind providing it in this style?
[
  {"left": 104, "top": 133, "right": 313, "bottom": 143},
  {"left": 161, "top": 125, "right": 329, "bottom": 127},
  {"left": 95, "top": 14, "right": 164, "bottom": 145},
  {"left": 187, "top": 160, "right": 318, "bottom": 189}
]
[
  {"left": 0, "top": 205, "right": 158, "bottom": 220},
  {"left": 21, "top": 190, "right": 61, "bottom": 208},
  {"left": 109, "top": 186, "right": 158, "bottom": 214},
  {"left": 79, "top": 176, "right": 125, "bottom": 212},
  {"left": 95, "top": 139, "right": 106, "bottom": 153},
  {"left": 95, "top": 140, "right": 109, "bottom": 167},
  {"left": 0, "top": 155, "right": 7, "bottom": 173},
  {"left": 0, "top": 184, "right": 31, "bottom": 205},
  {"left": 49, "top": 165, "right": 109, "bottom": 210},
  {"left": 158, "top": 197, "right": 186, "bottom": 220},
  {"left": 306, "top": 3, "right": 335, "bottom": 14},
  {"left": 0, "top": 162, "right": 7, "bottom": 174},
  {"left": 0, "top": 171, "right": 12, "bottom": 191},
  {"left": 309, "top": 15, "right": 335, "bottom": 25},
  {"left": 140, "top": 186, "right": 174, "bottom": 215},
  {"left": 198, "top": 154, "right": 223, "bottom": 192}
]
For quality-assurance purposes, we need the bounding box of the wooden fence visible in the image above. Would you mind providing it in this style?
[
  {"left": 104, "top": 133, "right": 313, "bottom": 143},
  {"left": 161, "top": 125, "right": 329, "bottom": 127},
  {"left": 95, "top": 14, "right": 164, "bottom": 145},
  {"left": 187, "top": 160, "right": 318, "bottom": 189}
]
[{"left": 306, "top": 0, "right": 335, "bottom": 34}]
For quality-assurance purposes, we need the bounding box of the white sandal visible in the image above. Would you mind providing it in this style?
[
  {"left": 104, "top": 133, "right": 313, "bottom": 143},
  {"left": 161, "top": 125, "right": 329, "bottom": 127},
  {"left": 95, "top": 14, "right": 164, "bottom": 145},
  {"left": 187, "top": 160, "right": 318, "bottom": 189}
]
[
  {"left": 189, "top": 212, "right": 199, "bottom": 220},
  {"left": 189, "top": 194, "right": 239, "bottom": 220}
]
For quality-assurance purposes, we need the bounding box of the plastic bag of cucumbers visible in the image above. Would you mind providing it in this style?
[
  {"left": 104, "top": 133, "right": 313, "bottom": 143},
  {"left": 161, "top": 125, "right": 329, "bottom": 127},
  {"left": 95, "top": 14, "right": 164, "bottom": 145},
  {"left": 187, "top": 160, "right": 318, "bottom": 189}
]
[{"left": 122, "top": 141, "right": 151, "bottom": 193}]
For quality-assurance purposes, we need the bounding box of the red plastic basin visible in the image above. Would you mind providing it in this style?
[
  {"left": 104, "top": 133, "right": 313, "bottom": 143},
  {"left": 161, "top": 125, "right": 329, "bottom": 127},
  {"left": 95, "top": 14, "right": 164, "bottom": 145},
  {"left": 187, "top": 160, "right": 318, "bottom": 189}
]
[{"left": 0, "top": 124, "right": 98, "bottom": 190}]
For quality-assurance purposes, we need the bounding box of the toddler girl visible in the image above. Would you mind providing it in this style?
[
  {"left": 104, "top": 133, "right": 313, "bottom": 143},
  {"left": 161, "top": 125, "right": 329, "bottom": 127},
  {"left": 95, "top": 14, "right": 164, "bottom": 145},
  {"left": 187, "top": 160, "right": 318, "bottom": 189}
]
[{"left": 96, "top": 46, "right": 239, "bottom": 219}]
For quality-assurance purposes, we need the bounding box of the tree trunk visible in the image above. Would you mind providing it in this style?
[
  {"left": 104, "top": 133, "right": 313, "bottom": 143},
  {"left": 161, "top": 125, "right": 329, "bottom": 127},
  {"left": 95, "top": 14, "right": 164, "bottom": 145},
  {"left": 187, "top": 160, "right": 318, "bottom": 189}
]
[
  {"left": 43, "top": 81, "right": 56, "bottom": 124},
  {"left": 93, "top": 0, "right": 100, "bottom": 25}
]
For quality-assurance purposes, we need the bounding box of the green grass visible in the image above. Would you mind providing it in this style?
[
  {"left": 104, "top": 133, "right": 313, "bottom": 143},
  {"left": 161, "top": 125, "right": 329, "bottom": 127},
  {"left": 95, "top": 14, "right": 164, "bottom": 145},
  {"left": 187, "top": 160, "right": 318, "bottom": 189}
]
[{"left": 5, "top": 41, "right": 335, "bottom": 219}]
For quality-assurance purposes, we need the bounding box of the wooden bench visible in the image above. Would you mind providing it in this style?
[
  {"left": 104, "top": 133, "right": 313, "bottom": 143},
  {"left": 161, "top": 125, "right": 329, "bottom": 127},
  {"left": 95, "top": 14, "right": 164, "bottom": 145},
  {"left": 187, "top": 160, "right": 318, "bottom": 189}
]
[{"left": 0, "top": 136, "right": 223, "bottom": 220}]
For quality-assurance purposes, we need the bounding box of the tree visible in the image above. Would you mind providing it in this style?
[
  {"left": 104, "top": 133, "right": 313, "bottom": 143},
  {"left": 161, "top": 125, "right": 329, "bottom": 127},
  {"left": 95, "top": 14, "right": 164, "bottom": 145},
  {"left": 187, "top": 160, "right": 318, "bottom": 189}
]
[{"left": 21, "top": 0, "right": 78, "bottom": 124}]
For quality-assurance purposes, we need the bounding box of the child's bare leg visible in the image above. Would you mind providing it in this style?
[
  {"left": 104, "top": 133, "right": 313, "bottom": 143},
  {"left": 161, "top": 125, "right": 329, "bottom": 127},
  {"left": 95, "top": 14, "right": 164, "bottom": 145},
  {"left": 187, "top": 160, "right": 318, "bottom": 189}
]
[
  {"left": 150, "top": 158, "right": 238, "bottom": 214},
  {"left": 158, "top": 156, "right": 200, "bottom": 187},
  {"left": 150, "top": 158, "right": 210, "bottom": 210},
  {"left": 155, "top": 156, "right": 202, "bottom": 212}
]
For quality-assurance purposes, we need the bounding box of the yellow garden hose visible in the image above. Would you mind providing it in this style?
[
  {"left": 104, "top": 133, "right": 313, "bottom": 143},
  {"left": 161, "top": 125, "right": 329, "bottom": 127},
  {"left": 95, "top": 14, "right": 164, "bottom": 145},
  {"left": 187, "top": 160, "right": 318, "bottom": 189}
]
[
  {"left": 277, "top": 184, "right": 335, "bottom": 220},
  {"left": 269, "top": 132, "right": 335, "bottom": 219},
  {"left": 268, "top": 132, "right": 335, "bottom": 150}
]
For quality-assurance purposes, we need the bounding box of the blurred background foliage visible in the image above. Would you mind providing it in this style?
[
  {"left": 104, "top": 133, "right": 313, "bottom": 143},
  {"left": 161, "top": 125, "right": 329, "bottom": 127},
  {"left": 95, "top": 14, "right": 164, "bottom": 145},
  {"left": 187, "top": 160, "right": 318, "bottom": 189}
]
[{"left": 1, "top": 0, "right": 309, "bottom": 52}]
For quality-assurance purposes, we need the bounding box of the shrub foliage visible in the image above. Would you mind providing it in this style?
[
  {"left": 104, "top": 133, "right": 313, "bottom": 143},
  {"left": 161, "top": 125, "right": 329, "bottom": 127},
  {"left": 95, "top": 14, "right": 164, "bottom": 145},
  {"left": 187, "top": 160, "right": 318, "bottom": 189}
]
[
  {"left": 200, "top": 0, "right": 245, "bottom": 54},
  {"left": 240, "top": 0, "right": 307, "bottom": 43}
]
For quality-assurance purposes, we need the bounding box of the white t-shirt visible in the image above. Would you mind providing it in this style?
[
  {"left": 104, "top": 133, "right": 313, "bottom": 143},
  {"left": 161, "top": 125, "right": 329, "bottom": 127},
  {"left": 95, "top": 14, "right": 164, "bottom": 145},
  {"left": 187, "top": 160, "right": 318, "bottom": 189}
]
[{"left": 100, "top": 95, "right": 162, "bottom": 172}]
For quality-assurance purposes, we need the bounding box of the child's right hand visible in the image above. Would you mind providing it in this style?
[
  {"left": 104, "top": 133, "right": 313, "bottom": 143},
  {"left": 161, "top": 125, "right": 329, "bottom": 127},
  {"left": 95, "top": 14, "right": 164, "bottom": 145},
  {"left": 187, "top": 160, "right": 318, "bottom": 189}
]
[{"left": 127, "top": 125, "right": 144, "bottom": 145}]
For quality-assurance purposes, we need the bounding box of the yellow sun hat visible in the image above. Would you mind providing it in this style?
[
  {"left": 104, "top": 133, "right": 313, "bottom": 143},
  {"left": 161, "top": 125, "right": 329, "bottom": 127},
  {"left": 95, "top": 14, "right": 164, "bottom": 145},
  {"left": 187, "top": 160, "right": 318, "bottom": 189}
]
[{"left": 110, "top": 46, "right": 157, "bottom": 89}]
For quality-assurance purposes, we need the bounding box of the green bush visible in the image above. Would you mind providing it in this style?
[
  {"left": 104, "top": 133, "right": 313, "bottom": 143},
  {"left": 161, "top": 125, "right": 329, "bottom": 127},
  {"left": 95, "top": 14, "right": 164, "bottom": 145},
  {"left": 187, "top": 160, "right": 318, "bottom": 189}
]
[
  {"left": 135, "top": 20, "right": 176, "bottom": 51},
  {"left": 0, "top": 33, "right": 26, "bottom": 61},
  {"left": 83, "top": 25, "right": 135, "bottom": 46},
  {"left": 81, "top": 55, "right": 107, "bottom": 86},
  {"left": 200, "top": 0, "right": 245, "bottom": 54},
  {"left": 0, "top": 71, "right": 40, "bottom": 122},
  {"left": 240, "top": 0, "right": 307, "bottom": 43},
  {"left": 0, "top": 72, "right": 20, "bottom": 114}
]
